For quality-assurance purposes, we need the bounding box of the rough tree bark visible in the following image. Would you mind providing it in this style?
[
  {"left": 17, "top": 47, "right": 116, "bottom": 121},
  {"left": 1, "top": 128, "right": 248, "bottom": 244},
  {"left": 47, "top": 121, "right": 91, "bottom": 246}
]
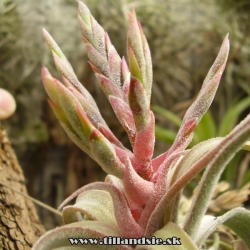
[{"left": 0, "top": 126, "right": 45, "bottom": 249}]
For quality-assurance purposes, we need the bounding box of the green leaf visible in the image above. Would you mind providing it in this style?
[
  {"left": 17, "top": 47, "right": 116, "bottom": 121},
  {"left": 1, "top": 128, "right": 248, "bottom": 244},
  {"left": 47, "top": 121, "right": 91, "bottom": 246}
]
[
  {"left": 195, "top": 208, "right": 250, "bottom": 248},
  {"left": 43, "top": 28, "right": 68, "bottom": 60},
  {"left": 242, "top": 140, "right": 250, "bottom": 151},
  {"left": 127, "top": 9, "right": 152, "bottom": 102},
  {"left": 63, "top": 189, "right": 118, "bottom": 229},
  {"left": 58, "top": 182, "right": 143, "bottom": 239},
  {"left": 183, "top": 112, "right": 250, "bottom": 240},
  {"left": 169, "top": 138, "right": 223, "bottom": 187},
  {"left": 155, "top": 125, "right": 177, "bottom": 144},
  {"left": 202, "top": 33, "right": 229, "bottom": 88},
  {"left": 41, "top": 67, "right": 61, "bottom": 106},
  {"left": 182, "top": 34, "right": 229, "bottom": 127},
  {"left": 89, "top": 129, "right": 124, "bottom": 178},
  {"left": 78, "top": 0, "right": 92, "bottom": 27},
  {"left": 152, "top": 105, "right": 182, "bottom": 127},
  {"left": 128, "top": 47, "right": 143, "bottom": 83},
  {"left": 43, "top": 30, "right": 97, "bottom": 108},
  {"left": 53, "top": 81, "right": 90, "bottom": 146},
  {"left": 221, "top": 151, "right": 242, "bottom": 186},
  {"left": 218, "top": 96, "right": 250, "bottom": 136},
  {"left": 242, "top": 168, "right": 250, "bottom": 186},
  {"left": 48, "top": 99, "right": 91, "bottom": 155}
]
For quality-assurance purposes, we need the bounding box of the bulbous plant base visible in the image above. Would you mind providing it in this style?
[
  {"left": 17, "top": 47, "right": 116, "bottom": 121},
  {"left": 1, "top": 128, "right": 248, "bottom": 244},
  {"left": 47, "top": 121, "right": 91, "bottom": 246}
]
[{"left": 0, "top": 126, "right": 45, "bottom": 249}]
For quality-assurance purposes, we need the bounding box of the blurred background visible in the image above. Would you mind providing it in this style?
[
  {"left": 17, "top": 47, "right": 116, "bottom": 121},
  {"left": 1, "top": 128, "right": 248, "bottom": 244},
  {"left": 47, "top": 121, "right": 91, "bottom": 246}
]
[{"left": 1, "top": 0, "right": 250, "bottom": 230}]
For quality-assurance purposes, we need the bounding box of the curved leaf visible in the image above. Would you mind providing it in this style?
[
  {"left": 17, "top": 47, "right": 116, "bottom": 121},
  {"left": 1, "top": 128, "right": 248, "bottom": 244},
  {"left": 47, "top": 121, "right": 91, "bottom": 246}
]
[
  {"left": 43, "top": 29, "right": 96, "bottom": 106},
  {"left": 170, "top": 138, "right": 223, "bottom": 187},
  {"left": 145, "top": 112, "right": 250, "bottom": 237},
  {"left": 63, "top": 189, "right": 118, "bottom": 229},
  {"left": 155, "top": 125, "right": 177, "bottom": 145},
  {"left": 183, "top": 113, "right": 250, "bottom": 238},
  {"left": 127, "top": 9, "right": 152, "bottom": 101},
  {"left": 123, "top": 157, "right": 153, "bottom": 206},
  {"left": 196, "top": 208, "right": 250, "bottom": 248},
  {"left": 58, "top": 182, "right": 143, "bottom": 238},
  {"left": 219, "top": 96, "right": 250, "bottom": 136},
  {"left": 169, "top": 34, "right": 229, "bottom": 155},
  {"left": 32, "top": 221, "right": 130, "bottom": 250},
  {"left": 193, "top": 111, "right": 217, "bottom": 144},
  {"left": 47, "top": 99, "right": 91, "bottom": 156},
  {"left": 152, "top": 105, "right": 182, "bottom": 127},
  {"left": 89, "top": 129, "right": 124, "bottom": 178}
]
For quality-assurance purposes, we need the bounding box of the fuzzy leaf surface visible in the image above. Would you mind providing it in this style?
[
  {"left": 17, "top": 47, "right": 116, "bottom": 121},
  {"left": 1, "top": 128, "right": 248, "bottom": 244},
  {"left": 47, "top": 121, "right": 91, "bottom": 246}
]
[
  {"left": 32, "top": 221, "right": 130, "bottom": 250},
  {"left": 196, "top": 208, "right": 250, "bottom": 248},
  {"left": 183, "top": 113, "right": 250, "bottom": 239},
  {"left": 63, "top": 189, "right": 118, "bottom": 229},
  {"left": 58, "top": 182, "right": 143, "bottom": 238}
]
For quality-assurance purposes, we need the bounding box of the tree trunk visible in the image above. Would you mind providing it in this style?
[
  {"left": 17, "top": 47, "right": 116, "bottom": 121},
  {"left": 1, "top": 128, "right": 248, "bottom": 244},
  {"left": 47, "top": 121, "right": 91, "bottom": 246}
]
[{"left": 0, "top": 126, "right": 45, "bottom": 249}]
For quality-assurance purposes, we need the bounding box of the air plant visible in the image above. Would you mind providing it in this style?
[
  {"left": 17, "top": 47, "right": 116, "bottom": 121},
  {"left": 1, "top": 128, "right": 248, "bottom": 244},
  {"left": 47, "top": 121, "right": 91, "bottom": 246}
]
[{"left": 33, "top": 1, "right": 250, "bottom": 249}]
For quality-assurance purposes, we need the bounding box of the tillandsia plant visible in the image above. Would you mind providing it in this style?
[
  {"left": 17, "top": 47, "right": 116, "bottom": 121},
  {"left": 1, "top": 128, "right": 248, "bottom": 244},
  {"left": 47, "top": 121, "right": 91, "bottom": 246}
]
[{"left": 33, "top": 1, "right": 250, "bottom": 249}]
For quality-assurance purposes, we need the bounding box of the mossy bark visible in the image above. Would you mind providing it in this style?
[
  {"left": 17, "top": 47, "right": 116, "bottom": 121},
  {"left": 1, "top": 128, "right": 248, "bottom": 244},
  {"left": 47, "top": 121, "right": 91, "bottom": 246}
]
[{"left": 0, "top": 126, "right": 45, "bottom": 249}]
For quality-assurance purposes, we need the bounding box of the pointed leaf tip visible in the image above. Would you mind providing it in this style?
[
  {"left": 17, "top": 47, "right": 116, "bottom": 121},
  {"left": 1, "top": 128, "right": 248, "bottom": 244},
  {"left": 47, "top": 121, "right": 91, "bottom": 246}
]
[
  {"left": 122, "top": 56, "right": 129, "bottom": 82},
  {"left": 41, "top": 66, "right": 51, "bottom": 79},
  {"left": 41, "top": 71, "right": 63, "bottom": 106},
  {"left": 43, "top": 28, "right": 66, "bottom": 60},
  {"left": 42, "top": 27, "right": 49, "bottom": 38},
  {"left": 128, "top": 7, "right": 137, "bottom": 20},
  {"left": 88, "top": 61, "right": 102, "bottom": 74},
  {"left": 138, "top": 21, "right": 143, "bottom": 35},
  {"left": 203, "top": 34, "right": 230, "bottom": 88},
  {"left": 105, "top": 32, "right": 112, "bottom": 52}
]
